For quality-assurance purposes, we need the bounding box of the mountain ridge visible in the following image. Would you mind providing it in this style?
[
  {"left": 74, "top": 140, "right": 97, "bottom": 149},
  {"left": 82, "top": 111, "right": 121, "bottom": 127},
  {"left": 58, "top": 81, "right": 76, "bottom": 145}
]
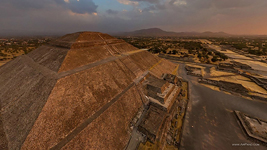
[{"left": 114, "top": 28, "right": 232, "bottom": 37}]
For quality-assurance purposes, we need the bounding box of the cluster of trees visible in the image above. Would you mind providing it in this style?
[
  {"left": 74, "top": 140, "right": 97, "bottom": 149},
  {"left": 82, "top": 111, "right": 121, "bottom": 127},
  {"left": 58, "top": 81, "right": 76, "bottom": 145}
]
[
  {"left": 148, "top": 48, "right": 161, "bottom": 54},
  {"left": 248, "top": 49, "right": 267, "bottom": 56},
  {"left": 195, "top": 48, "right": 228, "bottom": 63},
  {"left": 232, "top": 43, "right": 247, "bottom": 50},
  {"left": 164, "top": 50, "right": 178, "bottom": 54},
  {"left": 122, "top": 37, "right": 231, "bottom": 64},
  {"left": 0, "top": 38, "right": 51, "bottom": 61},
  {"left": 196, "top": 48, "right": 211, "bottom": 63},
  {"left": 121, "top": 37, "right": 205, "bottom": 54},
  {"left": 0, "top": 51, "right": 8, "bottom": 57},
  {"left": 182, "top": 41, "right": 203, "bottom": 50},
  {"left": 210, "top": 52, "right": 228, "bottom": 62},
  {"left": 211, "top": 37, "right": 267, "bottom": 56}
]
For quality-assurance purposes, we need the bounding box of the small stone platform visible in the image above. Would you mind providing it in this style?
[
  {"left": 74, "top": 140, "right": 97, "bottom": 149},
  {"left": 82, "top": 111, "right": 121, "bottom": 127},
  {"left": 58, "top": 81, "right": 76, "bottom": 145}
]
[{"left": 235, "top": 111, "right": 267, "bottom": 144}]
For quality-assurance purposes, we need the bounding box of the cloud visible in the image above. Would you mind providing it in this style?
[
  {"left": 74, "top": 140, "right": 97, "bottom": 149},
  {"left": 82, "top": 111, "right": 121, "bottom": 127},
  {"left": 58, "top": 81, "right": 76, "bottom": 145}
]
[
  {"left": 1, "top": 0, "right": 98, "bottom": 14},
  {"left": 173, "top": 0, "right": 187, "bottom": 6},
  {"left": 56, "top": 0, "right": 98, "bottom": 14},
  {"left": 130, "top": 0, "right": 160, "bottom": 4},
  {"left": 67, "top": 0, "right": 97, "bottom": 14},
  {"left": 106, "top": 9, "right": 119, "bottom": 15},
  {"left": 117, "top": 0, "right": 139, "bottom": 6},
  {"left": 1, "top": 0, "right": 46, "bottom": 10},
  {"left": 212, "top": 0, "right": 260, "bottom": 9},
  {"left": 1, "top": 0, "right": 267, "bottom": 36}
]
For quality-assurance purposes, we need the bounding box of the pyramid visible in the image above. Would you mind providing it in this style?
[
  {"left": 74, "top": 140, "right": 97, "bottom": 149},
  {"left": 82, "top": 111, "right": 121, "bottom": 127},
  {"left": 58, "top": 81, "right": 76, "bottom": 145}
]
[{"left": 0, "top": 32, "right": 177, "bottom": 150}]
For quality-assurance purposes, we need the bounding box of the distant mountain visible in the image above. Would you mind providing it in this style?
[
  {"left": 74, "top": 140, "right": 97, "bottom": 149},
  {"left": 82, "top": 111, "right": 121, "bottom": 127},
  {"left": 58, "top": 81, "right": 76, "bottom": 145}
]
[
  {"left": 114, "top": 28, "right": 232, "bottom": 37},
  {"left": 119, "top": 28, "right": 177, "bottom": 37}
]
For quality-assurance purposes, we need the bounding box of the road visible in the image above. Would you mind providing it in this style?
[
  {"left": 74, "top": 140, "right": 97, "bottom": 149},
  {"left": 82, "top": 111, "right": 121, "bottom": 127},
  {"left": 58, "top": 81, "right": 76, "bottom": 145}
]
[{"left": 178, "top": 63, "right": 267, "bottom": 150}]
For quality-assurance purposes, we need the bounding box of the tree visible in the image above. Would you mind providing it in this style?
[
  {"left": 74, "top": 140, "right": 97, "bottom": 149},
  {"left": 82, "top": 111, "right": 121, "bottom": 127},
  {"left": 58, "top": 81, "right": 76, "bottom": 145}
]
[
  {"left": 172, "top": 50, "right": 178, "bottom": 55},
  {"left": 152, "top": 49, "right": 160, "bottom": 54},
  {"left": 221, "top": 54, "right": 228, "bottom": 60},
  {"left": 197, "top": 53, "right": 202, "bottom": 59},
  {"left": 212, "top": 55, "right": 218, "bottom": 62},
  {"left": 189, "top": 49, "right": 193, "bottom": 54}
]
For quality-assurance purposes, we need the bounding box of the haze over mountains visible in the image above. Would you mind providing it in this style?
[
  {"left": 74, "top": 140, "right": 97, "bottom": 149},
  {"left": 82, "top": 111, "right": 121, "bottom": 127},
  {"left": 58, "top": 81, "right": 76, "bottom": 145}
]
[
  {"left": 0, "top": 28, "right": 231, "bottom": 38},
  {"left": 1, "top": 28, "right": 267, "bottom": 38},
  {"left": 114, "top": 28, "right": 233, "bottom": 37}
]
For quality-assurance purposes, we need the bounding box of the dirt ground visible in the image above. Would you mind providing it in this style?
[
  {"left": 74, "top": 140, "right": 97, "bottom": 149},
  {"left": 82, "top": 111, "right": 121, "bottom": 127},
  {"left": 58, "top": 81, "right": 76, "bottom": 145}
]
[
  {"left": 208, "top": 67, "right": 267, "bottom": 98},
  {"left": 0, "top": 50, "right": 25, "bottom": 66},
  {"left": 209, "top": 45, "right": 267, "bottom": 72},
  {"left": 199, "top": 39, "right": 212, "bottom": 44}
]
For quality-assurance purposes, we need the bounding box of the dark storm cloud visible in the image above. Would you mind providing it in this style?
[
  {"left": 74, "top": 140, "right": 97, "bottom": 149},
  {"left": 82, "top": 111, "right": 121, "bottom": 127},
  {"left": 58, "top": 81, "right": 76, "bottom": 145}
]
[
  {"left": 67, "top": 0, "right": 97, "bottom": 14},
  {"left": 55, "top": 0, "right": 98, "bottom": 14}
]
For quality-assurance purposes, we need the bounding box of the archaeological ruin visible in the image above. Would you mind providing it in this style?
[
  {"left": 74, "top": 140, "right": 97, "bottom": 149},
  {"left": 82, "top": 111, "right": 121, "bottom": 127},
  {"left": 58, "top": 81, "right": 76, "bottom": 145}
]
[{"left": 0, "top": 32, "right": 187, "bottom": 150}]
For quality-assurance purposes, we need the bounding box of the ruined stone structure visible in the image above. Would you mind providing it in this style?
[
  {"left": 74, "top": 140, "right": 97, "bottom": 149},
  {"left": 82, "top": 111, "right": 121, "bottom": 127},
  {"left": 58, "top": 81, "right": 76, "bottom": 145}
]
[
  {"left": 162, "top": 73, "right": 179, "bottom": 85},
  {"left": 0, "top": 32, "right": 178, "bottom": 150},
  {"left": 235, "top": 111, "right": 267, "bottom": 144},
  {"left": 217, "top": 63, "right": 238, "bottom": 73},
  {"left": 241, "top": 73, "right": 267, "bottom": 91},
  {"left": 231, "top": 61, "right": 252, "bottom": 70},
  {"left": 185, "top": 65, "right": 203, "bottom": 77},
  {"left": 199, "top": 78, "right": 249, "bottom": 95},
  {"left": 217, "top": 61, "right": 252, "bottom": 73},
  {"left": 158, "top": 54, "right": 194, "bottom": 62},
  {"left": 137, "top": 73, "right": 182, "bottom": 146}
]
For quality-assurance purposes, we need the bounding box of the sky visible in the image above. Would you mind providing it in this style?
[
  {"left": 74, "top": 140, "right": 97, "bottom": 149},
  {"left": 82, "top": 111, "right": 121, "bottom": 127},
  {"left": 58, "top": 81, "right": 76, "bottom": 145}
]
[{"left": 0, "top": 0, "right": 267, "bottom": 36}]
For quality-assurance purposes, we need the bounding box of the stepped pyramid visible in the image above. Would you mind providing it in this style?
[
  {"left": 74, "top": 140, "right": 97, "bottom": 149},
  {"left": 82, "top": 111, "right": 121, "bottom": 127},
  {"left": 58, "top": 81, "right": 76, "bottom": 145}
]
[{"left": 0, "top": 32, "right": 177, "bottom": 150}]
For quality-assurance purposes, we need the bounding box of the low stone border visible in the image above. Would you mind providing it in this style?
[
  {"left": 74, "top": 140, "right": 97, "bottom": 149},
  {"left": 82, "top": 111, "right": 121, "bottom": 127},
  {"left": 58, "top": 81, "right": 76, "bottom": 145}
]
[
  {"left": 177, "top": 81, "right": 189, "bottom": 148},
  {"left": 241, "top": 73, "right": 267, "bottom": 91},
  {"left": 185, "top": 66, "right": 203, "bottom": 77},
  {"left": 199, "top": 78, "right": 267, "bottom": 102},
  {"left": 186, "top": 71, "right": 202, "bottom": 77},
  {"left": 234, "top": 111, "right": 267, "bottom": 144}
]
